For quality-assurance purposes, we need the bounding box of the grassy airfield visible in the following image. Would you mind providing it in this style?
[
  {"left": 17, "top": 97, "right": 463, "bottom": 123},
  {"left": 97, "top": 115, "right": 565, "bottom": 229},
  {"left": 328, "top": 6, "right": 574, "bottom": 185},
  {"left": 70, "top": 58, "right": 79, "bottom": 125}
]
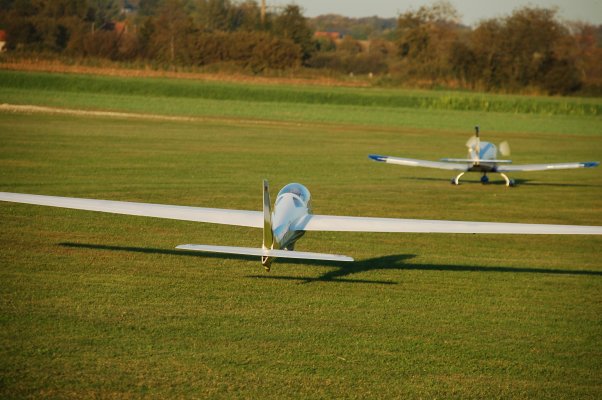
[{"left": 0, "top": 70, "right": 601, "bottom": 398}]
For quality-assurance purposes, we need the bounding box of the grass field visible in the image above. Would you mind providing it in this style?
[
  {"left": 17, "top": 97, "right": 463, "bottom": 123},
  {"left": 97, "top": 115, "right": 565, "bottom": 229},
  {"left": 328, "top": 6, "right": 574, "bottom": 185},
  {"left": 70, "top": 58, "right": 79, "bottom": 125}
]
[{"left": 1, "top": 70, "right": 601, "bottom": 398}]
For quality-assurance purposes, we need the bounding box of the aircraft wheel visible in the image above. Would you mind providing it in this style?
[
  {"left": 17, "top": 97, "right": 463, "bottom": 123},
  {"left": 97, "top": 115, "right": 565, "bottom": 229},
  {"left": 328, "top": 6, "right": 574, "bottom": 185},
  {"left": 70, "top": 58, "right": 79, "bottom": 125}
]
[
  {"left": 509, "top": 179, "right": 516, "bottom": 187},
  {"left": 451, "top": 178, "right": 458, "bottom": 185},
  {"left": 480, "top": 175, "right": 489, "bottom": 184}
]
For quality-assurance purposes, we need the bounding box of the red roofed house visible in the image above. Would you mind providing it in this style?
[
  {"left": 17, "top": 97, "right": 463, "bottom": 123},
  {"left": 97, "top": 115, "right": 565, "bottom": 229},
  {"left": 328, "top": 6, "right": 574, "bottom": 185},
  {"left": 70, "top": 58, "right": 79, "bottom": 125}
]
[{"left": 314, "top": 31, "right": 341, "bottom": 40}]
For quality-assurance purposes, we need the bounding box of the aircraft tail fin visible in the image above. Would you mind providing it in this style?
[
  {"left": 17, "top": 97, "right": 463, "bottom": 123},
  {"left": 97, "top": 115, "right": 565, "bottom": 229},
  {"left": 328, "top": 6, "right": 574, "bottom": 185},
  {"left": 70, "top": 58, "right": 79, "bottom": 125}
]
[
  {"left": 262, "top": 179, "right": 274, "bottom": 250},
  {"left": 262, "top": 179, "right": 275, "bottom": 270},
  {"left": 176, "top": 244, "right": 353, "bottom": 262}
]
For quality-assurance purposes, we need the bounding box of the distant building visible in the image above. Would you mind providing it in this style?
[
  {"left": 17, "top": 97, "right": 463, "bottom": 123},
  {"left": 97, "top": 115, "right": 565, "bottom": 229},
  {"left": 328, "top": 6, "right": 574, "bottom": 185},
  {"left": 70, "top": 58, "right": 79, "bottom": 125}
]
[
  {"left": 0, "top": 30, "right": 6, "bottom": 52},
  {"left": 314, "top": 31, "right": 342, "bottom": 40}
]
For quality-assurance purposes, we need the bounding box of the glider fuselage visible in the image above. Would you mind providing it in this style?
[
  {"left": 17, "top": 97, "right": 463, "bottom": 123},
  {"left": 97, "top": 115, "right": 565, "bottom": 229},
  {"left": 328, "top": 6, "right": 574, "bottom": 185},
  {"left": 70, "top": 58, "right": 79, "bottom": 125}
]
[{"left": 271, "top": 189, "right": 309, "bottom": 250}]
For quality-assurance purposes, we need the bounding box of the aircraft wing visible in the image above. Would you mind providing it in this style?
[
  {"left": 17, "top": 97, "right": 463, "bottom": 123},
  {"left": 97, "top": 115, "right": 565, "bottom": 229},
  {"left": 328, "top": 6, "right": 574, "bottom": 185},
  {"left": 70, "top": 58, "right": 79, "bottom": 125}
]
[
  {"left": 496, "top": 161, "right": 599, "bottom": 172},
  {"left": 0, "top": 192, "right": 263, "bottom": 228},
  {"left": 2, "top": 192, "right": 601, "bottom": 235},
  {"left": 294, "top": 214, "right": 602, "bottom": 235},
  {"left": 369, "top": 154, "right": 469, "bottom": 171},
  {"left": 441, "top": 158, "right": 512, "bottom": 164}
]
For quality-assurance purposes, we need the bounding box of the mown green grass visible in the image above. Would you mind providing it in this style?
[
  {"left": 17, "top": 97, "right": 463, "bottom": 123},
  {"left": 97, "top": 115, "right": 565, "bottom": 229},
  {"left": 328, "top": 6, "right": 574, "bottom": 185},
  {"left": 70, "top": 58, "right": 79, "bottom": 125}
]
[{"left": 0, "top": 72, "right": 601, "bottom": 398}]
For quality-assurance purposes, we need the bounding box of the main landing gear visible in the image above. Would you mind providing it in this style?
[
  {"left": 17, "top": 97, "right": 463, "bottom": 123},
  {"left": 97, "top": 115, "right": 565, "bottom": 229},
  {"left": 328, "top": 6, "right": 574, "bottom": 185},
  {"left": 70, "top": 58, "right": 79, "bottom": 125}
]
[
  {"left": 451, "top": 172, "right": 465, "bottom": 185},
  {"left": 451, "top": 172, "right": 516, "bottom": 186},
  {"left": 499, "top": 173, "right": 516, "bottom": 187}
]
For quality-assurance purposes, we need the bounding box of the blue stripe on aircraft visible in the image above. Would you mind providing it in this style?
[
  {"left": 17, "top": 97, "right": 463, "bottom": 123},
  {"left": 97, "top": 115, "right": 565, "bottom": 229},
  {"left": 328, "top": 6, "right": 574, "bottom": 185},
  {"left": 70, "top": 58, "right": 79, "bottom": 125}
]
[
  {"left": 479, "top": 142, "right": 493, "bottom": 158},
  {"left": 369, "top": 155, "right": 388, "bottom": 162}
]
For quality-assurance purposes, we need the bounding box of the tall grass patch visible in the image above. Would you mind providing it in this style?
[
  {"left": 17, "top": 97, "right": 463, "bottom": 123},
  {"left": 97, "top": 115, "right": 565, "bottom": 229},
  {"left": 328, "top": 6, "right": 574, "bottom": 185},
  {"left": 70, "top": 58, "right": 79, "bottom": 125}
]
[{"left": 1, "top": 70, "right": 601, "bottom": 116}]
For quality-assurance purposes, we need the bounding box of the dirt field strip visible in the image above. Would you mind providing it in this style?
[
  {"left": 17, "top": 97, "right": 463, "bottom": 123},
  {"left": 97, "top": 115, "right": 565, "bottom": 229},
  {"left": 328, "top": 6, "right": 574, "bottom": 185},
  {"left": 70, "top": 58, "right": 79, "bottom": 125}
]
[
  {"left": 0, "top": 103, "right": 200, "bottom": 121},
  {"left": 0, "top": 103, "right": 309, "bottom": 129},
  {"left": 0, "top": 103, "right": 404, "bottom": 135}
]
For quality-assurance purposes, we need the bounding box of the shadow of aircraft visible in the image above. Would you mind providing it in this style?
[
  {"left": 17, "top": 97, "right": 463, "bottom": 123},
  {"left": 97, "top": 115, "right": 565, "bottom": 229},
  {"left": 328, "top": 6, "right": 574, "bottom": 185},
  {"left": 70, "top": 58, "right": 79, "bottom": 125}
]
[{"left": 59, "top": 242, "right": 602, "bottom": 285}]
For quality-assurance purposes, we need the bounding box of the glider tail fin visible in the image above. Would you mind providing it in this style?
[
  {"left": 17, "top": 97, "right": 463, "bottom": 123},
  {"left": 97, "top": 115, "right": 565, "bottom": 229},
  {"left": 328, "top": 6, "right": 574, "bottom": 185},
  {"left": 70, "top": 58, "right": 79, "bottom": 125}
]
[
  {"left": 177, "top": 181, "right": 355, "bottom": 269},
  {"left": 262, "top": 179, "right": 274, "bottom": 269}
]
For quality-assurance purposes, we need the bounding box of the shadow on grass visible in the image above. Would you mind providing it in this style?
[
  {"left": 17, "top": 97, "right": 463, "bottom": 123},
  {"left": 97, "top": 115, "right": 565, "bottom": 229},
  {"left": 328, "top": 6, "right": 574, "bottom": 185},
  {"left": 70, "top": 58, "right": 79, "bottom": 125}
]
[
  {"left": 407, "top": 176, "right": 600, "bottom": 187},
  {"left": 59, "top": 242, "right": 602, "bottom": 284}
]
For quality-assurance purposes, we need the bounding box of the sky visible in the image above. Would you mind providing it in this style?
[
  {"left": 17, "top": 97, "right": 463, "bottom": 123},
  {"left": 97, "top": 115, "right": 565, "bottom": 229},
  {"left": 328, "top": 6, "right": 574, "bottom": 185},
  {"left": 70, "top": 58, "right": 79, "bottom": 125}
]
[{"left": 283, "top": 0, "right": 602, "bottom": 25}]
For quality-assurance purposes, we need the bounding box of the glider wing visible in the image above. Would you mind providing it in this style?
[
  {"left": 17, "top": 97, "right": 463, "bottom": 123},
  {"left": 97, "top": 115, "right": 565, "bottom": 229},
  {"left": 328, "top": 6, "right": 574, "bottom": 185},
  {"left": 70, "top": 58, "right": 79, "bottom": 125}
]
[
  {"left": 0, "top": 192, "right": 263, "bottom": 228},
  {"left": 294, "top": 214, "right": 602, "bottom": 235}
]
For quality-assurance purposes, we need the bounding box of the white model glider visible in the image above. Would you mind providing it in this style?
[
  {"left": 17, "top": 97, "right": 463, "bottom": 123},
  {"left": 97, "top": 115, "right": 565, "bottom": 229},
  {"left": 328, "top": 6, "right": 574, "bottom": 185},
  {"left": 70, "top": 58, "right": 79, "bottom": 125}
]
[
  {"left": 369, "top": 126, "right": 599, "bottom": 186},
  {"left": 1, "top": 180, "right": 601, "bottom": 270}
]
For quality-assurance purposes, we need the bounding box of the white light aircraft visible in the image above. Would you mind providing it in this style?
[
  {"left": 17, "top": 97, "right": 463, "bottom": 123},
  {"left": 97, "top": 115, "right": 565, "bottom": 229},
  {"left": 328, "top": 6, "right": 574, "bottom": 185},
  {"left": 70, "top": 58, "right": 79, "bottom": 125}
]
[
  {"left": 369, "top": 127, "right": 599, "bottom": 186},
  {"left": 1, "top": 180, "right": 601, "bottom": 271}
]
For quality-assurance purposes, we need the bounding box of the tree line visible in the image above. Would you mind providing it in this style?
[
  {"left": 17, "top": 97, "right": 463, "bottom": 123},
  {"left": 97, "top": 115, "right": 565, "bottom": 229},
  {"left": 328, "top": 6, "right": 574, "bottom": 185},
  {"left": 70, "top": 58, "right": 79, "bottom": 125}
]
[
  {"left": 391, "top": 3, "right": 601, "bottom": 94},
  {"left": 0, "top": 0, "right": 600, "bottom": 94},
  {"left": 0, "top": 0, "right": 314, "bottom": 71}
]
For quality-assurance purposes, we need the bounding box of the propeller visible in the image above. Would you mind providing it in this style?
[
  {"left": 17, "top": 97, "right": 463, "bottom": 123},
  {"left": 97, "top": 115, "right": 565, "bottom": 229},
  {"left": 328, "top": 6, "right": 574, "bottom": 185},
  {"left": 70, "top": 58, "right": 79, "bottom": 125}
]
[
  {"left": 466, "top": 126, "right": 480, "bottom": 164},
  {"left": 499, "top": 141, "right": 511, "bottom": 157},
  {"left": 466, "top": 135, "right": 479, "bottom": 149}
]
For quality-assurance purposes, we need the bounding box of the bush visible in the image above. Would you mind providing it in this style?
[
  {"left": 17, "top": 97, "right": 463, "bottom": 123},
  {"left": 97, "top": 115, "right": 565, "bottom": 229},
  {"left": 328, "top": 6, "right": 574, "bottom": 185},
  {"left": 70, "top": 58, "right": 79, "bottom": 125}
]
[{"left": 192, "top": 31, "right": 300, "bottom": 72}]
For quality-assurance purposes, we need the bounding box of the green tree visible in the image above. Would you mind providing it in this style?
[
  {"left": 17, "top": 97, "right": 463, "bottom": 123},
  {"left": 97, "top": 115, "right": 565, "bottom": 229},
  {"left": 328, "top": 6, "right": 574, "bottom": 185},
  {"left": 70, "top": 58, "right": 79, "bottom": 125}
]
[
  {"left": 148, "top": 0, "right": 196, "bottom": 64},
  {"left": 566, "top": 23, "right": 602, "bottom": 91},
  {"left": 394, "top": 1, "right": 460, "bottom": 81},
  {"left": 138, "top": 0, "right": 163, "bottom": 17},
  {"left": 87, "top": 0, "right": 120, "bottom": 31},
  {"left": 272, "top": 4, "right": 314, "bottom": 63},
  {"left": 470, "top": 7, "right": 582, "bottom": 93},
  {"left": 194, "top": 0, "right": 232, "bottom": 31},
  {"left": 448, "top": 36, "right": 478, "bottom": 88},
  {"left": 337, "top": 35, "right": 361, "bottom": 55},
  {"left": 192, "top": 30, "right": 300, "bottom": 71},
  {"left": 1, "top": 0, "right": 40, "bottom": 49},
  {"left": 230, "top": 0, "right": 261, "bottom": 32},
  {"left": 4, "top": 0, "right": 91, "bottom": 51}
]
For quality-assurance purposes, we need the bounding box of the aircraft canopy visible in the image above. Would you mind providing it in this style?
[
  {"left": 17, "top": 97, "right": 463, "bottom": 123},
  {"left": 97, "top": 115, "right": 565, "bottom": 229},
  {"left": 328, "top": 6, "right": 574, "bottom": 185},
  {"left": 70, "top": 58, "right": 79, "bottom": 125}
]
[{"left": 277, "top": 183, "right": 311, "bottom": 205}]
